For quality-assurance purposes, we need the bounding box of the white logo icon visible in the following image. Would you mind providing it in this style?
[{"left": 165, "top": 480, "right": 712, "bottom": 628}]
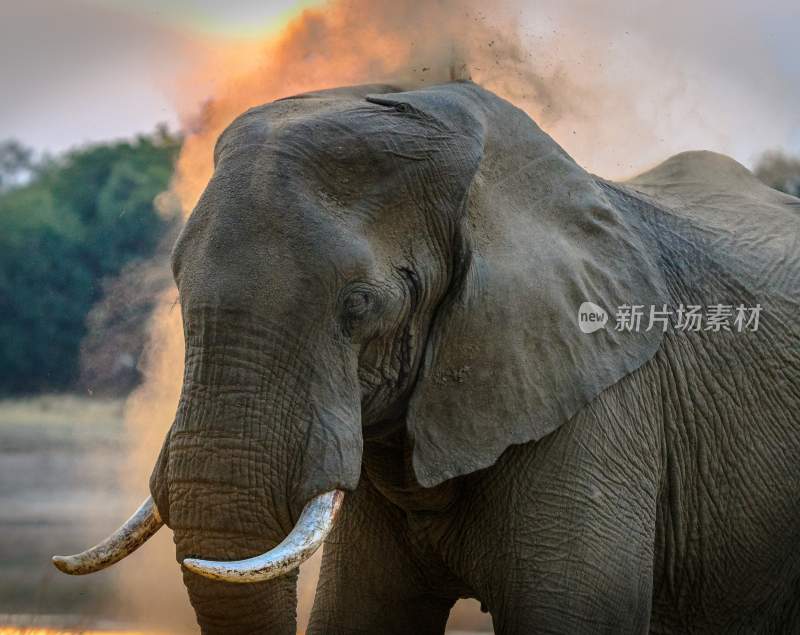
[{"left": 578, "top": 302, "right": 608, "bottom": 333}]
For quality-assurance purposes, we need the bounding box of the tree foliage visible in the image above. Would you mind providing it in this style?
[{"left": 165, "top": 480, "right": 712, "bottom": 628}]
[
  {"left": 754, "top": 150, "right": 800, "bottom": 198},
  {"left": 0, "top": 140, "right": 35, "bottom": 190},
  {"left": 0, "top": 130, "right": 180, "bottom": 394}
]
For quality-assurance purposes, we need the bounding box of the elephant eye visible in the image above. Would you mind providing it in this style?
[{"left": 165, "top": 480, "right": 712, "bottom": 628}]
[
  {"left": 340, "top": 285, "right": 383, "bottom": 338},
  {"left": 343, "top": 290, "right": 371, "bottom": 318}
]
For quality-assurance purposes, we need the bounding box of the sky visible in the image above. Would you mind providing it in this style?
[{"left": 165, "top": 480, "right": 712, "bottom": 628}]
[
  {"left": 0, "top": 0, "right": 798, "bottom": 172},
  {"left": 0, "top": 0, "right": 315, "bottom": 153}
]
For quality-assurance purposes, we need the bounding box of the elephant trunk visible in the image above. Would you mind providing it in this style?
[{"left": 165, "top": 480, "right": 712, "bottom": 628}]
[
  {"left": 175, "top": 523, "right": 298, "bottom": 635},
  {"left": 151, "top": 310, "right": 362, "bottom": 631},
  {"left": 164, "top": 432, "right": 303, "bottom": 635}
]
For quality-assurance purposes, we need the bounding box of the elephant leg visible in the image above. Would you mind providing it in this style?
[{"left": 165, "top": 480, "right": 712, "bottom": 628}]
[
  {"left": 308, "top": 475, "right": 457, "bottom": 635},
  {"left": 487, "top": 500, "right": 656, "bottom": 635},
  {"left": 441, "top": 373, "right": 663, "bottom": 634}
]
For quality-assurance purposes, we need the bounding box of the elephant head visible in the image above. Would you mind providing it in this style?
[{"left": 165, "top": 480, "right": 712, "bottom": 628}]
[{"left": 54, "top": 81, "right": 665, "bottom": 632}]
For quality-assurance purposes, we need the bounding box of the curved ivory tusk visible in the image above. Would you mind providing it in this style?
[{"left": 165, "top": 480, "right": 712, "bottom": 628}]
[
  {"left": 182, "top": 490, "right": 344, "bottom": 583},
  {"left": 52, "top": 496, "right": 163, "bottom": 575}
]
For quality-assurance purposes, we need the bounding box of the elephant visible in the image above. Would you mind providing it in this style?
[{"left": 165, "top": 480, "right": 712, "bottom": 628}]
[{"left": 54, "top": 81, "right": 800, "bottom": 634}]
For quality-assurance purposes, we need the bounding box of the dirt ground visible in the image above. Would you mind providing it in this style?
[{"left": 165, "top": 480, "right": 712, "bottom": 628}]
[
  {"left": 0, "top": 396, "right": 128, "bottom": 623},
  {"left": 0, "top": 396, "right": 492, "bottom": 633}
]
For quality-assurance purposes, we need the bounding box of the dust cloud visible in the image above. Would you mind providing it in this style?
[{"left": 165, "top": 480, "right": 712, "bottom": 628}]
[{"left": 111, "top": 0, "right": 797, "bottom": 631}]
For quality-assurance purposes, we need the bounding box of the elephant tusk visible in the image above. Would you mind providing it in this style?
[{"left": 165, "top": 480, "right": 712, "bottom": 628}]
[
  {"left": 52, "top": 496, "right": 163, "bottom": 575},
  {"left": 182, "top": 490, "right": 344, "bottom": 583}
]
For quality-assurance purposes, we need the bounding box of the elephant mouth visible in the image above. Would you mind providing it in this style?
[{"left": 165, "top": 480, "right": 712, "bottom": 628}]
[{"left": 52, "top": 490, "right": 344, "bottom": 583}]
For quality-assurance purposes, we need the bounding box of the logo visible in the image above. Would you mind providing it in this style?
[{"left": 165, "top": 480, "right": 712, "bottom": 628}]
[
  {"left": 578, "top": 302, "right": 608, "bottom": 333},
  {"left": 577, "top": 302, "right": 762, "bottom": 333}
]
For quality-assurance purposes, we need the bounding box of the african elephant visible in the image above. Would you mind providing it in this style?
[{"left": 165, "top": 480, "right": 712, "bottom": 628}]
[{"left": 54, "top": 81, "right": 800, "bottom": 634}]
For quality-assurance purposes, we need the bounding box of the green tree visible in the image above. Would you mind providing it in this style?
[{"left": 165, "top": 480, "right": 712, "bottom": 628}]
[
  {"left": 0, "top": 129, "right": 181, "bottom": 394},
  {"left": 0, "top": 140, "right": 34, "bottom": 190}
]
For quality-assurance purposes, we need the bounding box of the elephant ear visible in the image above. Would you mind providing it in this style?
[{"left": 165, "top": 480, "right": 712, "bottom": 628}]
[{"left": 380, "top": 82, "right": 667, "bottom": 487}]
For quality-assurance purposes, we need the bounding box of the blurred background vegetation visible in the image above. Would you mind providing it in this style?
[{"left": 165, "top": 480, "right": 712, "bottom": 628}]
[
  {"left": 754, "top": 150, "right": 800, "bottom": 198},
  {"left": 0, "top": 134, "right": 798, "bottom": 399},
  {"left": 0, "top": 127, "right": 181, "bottom": 396}
]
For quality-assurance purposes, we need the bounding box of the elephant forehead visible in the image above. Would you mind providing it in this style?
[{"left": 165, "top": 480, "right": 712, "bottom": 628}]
[
  {"left": 173, "top": 92, "right": 465, "bottom": 315},
  {"left": 174, "top": 185, "right": 374, "bottom": 319},
  {"left": 216, "top": 98, "right": 463, "bottom": 207}
]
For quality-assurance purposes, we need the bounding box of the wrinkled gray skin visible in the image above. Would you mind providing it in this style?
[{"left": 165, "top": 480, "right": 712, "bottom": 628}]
[{"left": 149, "top": 81, "right": 800, "bottom": 633}]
